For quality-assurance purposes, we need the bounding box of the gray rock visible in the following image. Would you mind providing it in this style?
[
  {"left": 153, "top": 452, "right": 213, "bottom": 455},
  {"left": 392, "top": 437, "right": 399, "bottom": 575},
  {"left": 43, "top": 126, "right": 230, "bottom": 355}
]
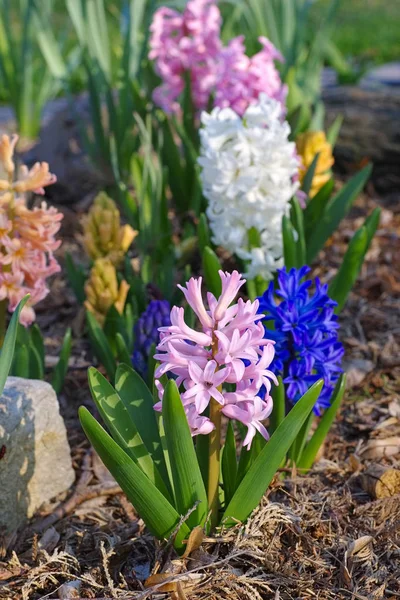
[
  {"left": 0, "top": 377, "right": 75, "bottom": 534},
  {"left": 361, "top": 62, "right": 400, "bottom": 89},
  {"left": 323, "top": 85, "right": 400, "bottom": 197}
]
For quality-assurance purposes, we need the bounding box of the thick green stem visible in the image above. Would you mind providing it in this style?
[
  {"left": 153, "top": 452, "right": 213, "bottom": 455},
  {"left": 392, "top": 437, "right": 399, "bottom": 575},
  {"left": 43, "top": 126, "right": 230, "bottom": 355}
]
[
  {"left": 207, "top": 397, "right": 222, "bottom": 530},
  {"left": 0, "top": 299, "right": 8, "bottom": 349}
]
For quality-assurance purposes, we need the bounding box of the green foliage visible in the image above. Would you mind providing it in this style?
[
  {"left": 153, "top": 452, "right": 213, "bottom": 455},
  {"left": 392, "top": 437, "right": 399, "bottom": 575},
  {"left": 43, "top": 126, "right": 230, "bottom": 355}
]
[
  {"left": 81, "top": 358, "right": 329, "bottom": 547},
  {"left": 306, "top": 164, "right": 372, "bottom": 263},
  {"left": 202, "top": 246, "right": 223, "bottom": 297},
  {"left": 297, "top": 374, "right": 347, "bottom": 471},
  {"left": 222, "top": 380, "right": 323, "bottom": 526},
  {"left": 0, "top": 0, "right": 62, "bottom": 139},
  {"left": 10, "top": 321, "right": 72, "bottom": 393},
  {"left": 0, "top": 296, "right": 29, "bottom": 395},
  {"left": 329, "top": 208, "right": 381, "bottom": 311}
]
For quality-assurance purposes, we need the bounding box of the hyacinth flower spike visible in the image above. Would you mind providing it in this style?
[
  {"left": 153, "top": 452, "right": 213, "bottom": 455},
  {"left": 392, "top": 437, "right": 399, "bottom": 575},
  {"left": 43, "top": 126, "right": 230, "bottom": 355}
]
[{"left": 154, "top": 270, "right": 277, "bottom": 526}]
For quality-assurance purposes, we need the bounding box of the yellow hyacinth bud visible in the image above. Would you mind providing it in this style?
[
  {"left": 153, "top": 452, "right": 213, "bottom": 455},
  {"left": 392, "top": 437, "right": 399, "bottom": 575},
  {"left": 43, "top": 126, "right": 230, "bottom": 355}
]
[
  {"left": 84, "top": 258, "right": 129, "bottom": 325},
  {"left": 82, "top": 192, "right": 137, "bottom": 266},
  {"left": 296, "top": 131, "right": 334, "bottom": 199}
]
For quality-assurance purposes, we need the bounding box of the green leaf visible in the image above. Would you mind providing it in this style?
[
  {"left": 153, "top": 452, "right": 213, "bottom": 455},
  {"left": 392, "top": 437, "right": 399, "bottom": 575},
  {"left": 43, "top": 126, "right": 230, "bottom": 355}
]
[
  {"left": 328, "top": 207, "right": 380, "bottom": 312},
  {"left": 28, "top": 339, "right": 44, "bottom": 380},
  {"left": 221, "top": 421, "right": 237, "bottom": 507},
  {"left": 290, "top": 198, "right": 306, "bottom": 267},
  {"left": 12, "top": 344, "right": 30, "bottom": 378},
  {"left": 288, "top": 410, "right": 314, "bottom": 464},
  {"left": 79, "top": 406, "right": 190, "bottom": 551},
  {"left": 223, "top": 380, "right": 323, "bottom": 526},
  {"left": 302, "top": 152, "right": 320, "bottom": 198},
  {"left": 282, "top": 215, "right": 297, "bottom": 270},
  {"left": 202, "top": 246, "right": 222, "bottom": 297},
  {"left": 115, "top": 332, "right": 131, "bottom": 365},
  {"left": 65, "top": 253, "right": 86, "bottom": 304},
  {"left": 327, "top": 114, "right": 343, "bottom": 148},
  {"left": 306, "top": 164, "right": 372, "bottom": 263},
  {"left": 52, "top": 328, "right": 72, "bottom": 395},
  {"left": 195, "top": 432, "right": 209, "bottom": 490},
  {"left": 162, "top": 380, "right": 208, "bottom": 529},
  {"left": 298, "top": 374, "right": 346, "bottom": 471},
  {"left": 236, "top": 430, "right": 266, "bottom": 488},
  {"left": 198, "top": 213, "right": 211, "bottom": 255},
  {"left": 88, "top": 367, "right": 172, "bottom": 501},
  {"left": 30, "top": 324, "right": 45, "bottom": 368},
  {"left": 115, "top": 363, "right": 170, "bottom": 488},
  {"left": 0, "top": 296, "right": 29, "bottom": 395},
  {"left": 269, "top": 376, "right": 286, "bottom": 435},
  {"left": 103, "top": 305, "right": 130, "bottom": 350},
  {"left": 86, "top": 311, "right": 117, "bottom": 382},
  {"left": 303, "top": 178, "right": 335, "bottom": 242}
]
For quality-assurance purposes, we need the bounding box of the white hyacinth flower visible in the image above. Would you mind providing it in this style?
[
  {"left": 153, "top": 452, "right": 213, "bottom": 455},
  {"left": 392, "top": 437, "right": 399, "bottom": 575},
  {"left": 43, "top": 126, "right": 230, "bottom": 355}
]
[{"left": 198, "top": 94, "right": 300, "bottom": 281}]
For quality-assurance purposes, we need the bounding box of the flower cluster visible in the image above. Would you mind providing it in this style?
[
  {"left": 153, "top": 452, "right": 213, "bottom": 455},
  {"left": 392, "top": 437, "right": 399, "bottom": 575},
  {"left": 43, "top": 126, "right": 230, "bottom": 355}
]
[
  {"left": 132, "top": 299, "right": 171, "bottom": 378},
  {"left": 296, "top": 131, "right": 334, "bottom": 198},
  {"left": 0, "top": 134, "right": 62, "bottom": 325},
  {"left": 154, "top": 270, "right": 277, "bottom": 449},
  {"left": 82, "top": 192, "right": 137, "bottom": 267},
  {"left": 258, "top": 266, "right": 344, "bottom": 415},
  {"left": 149, "top": 0, "right": 286, "bottom": 115},
  {"left": 199, "top": 95, "right": 300, "bottom": 281}
]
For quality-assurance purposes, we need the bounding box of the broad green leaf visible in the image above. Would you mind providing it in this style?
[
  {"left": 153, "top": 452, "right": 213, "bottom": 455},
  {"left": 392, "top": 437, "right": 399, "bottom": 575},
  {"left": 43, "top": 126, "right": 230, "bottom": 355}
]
[
  {"left": 86, "top": 311, "right": 117, "bottom": 382},
  {"left": 162, "top": 380, "right": 208, "bottom": 529},
  {"left": 115, "top": 363, "right": 170, "bottom": 487},
  {"left": 269, "top": 376, "right": 286, "bottom": 435},
  {"left": 221, "top": 422, "right": 237, "bottom": 507},
  {"left": 79, "top": 406, "right": 190, "bottom": 551},
  {"left": 0, "top": 296, "right": 29, "bottom": 395},
  {"left": 52, "top": 328, "right": 72, "bottom": 395},
  {"left": 298, "top": 374, "right": 346, "bottom": 471},
  {"left": 223, "top": 380, "right": 323, "bottom": 526},
  {"left": 329, "top": 208, "right": 380, "bottom": 312},
  {"left": 306, "top": 164, "right": 372, "bottom": 263},
  {"left": 202, "top": 246, "right": 222, "bottom": 297},
  {"left": 88, "top": 367, "right": 172, "bottom": 501},
  {"left": 365, "top": 206, "right": 381, "bottom": 247}
]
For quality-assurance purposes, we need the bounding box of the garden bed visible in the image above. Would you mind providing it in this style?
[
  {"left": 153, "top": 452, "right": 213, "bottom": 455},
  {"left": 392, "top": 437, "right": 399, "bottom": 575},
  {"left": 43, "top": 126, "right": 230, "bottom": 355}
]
[{"left": 1, "top": 177, "right": 399, "bottom": 600}]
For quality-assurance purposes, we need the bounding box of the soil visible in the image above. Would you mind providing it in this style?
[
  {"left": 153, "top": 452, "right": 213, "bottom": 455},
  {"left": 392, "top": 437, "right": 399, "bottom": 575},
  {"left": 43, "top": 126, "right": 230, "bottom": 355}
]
[{"left": 0, "top": 172, "right": 399, "bottom": 600}]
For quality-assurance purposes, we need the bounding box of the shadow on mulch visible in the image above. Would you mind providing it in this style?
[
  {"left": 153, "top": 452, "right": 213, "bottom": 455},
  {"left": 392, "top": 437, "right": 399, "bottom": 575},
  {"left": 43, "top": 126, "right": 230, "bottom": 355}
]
[{"left": 1, "top": 180, "right": 399, "bottom": 600}]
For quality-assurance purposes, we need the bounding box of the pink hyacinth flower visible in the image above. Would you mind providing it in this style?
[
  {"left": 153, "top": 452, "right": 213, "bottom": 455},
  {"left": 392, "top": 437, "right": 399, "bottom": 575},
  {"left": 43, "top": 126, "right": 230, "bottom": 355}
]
[{"left": 154, "top": 270, "right": 277, "bottom": 449}]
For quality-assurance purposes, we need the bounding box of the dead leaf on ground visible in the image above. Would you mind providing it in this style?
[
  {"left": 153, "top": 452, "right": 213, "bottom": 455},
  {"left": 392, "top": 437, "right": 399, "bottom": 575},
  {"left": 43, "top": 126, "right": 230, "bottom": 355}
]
[{"left": 360, "top": 437, "right": 400, "bottom": 459}]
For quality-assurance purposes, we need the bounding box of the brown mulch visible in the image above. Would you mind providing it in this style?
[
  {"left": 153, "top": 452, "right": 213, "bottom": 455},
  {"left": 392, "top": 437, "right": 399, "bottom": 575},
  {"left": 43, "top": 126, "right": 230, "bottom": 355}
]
[{"left": 0, "top": 177, "right": 399, "bottom": 599}]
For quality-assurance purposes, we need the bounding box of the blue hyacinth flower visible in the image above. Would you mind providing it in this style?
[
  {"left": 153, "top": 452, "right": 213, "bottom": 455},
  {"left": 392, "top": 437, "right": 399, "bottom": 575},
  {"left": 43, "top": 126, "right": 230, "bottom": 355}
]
[
  {"left": 258, "top": 266, "right": 344, "bottom": 415},
  {"left": 132, "top": 299, "right": 171, "bottom": 378}
]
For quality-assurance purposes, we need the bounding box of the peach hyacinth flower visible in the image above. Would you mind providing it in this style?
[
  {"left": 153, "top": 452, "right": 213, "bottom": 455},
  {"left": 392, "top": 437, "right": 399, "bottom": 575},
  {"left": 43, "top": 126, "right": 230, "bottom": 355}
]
[{"left": 0, "top": 134, "right": 62, "bottom": 325}]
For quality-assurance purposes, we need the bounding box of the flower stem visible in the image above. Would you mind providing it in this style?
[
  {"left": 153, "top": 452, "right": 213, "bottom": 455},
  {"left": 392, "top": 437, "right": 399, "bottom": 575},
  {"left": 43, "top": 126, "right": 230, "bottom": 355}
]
[
  {"left": 207, "top": 397, "right": 222, "bottom": 530},
  {"left": 0, "top": 299, "right": 8, "bottom": 349}
]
